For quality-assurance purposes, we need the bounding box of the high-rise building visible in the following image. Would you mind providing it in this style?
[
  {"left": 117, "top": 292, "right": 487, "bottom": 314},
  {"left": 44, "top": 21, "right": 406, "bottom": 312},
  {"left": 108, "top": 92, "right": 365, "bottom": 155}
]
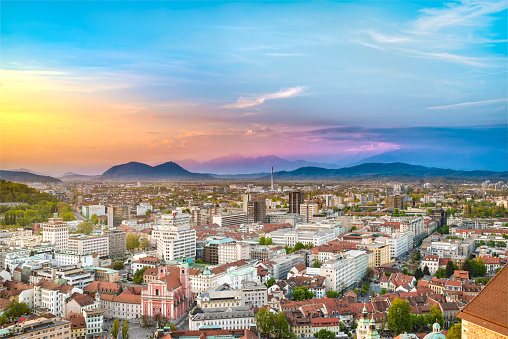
[
  {"left": 300, "top": 201, "right": 318, "bottom": 222},
  {"left": 247, "top": 196, "right": 266, "bottom": 223},
  {"left": 107, "top": 205, "right": 129, "bottom": 228},
  {"left": 104, "top": 229, "right": 126, "bottom": 256},
  {"left": 68, "top": 234, "right": 109, "bottom": 257},
  {"left": 42, "top": 214, "right": 69, "bottom": 251},
  {"left": 289, "top": 191, "right": 304, "bottom": 214},
  {"left": 429, "top": 209, "right": 447, "bottom": 227},
  {"left": 385, "top": 195, "right": 404, "bottom": 209},
  {"left": 154, "top": 214, "right": 196, "bottom": 260}
]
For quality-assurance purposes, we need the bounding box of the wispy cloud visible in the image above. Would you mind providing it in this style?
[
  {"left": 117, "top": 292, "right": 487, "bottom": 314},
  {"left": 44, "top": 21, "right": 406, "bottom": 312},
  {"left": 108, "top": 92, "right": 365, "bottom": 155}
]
[
  {"left": 426, "top": 98, "right": 508, "bottom": 110},
  {"left": 224, "top": 86, "right": 306, "bottom": 109},
  {"left": 354, "top": 0, "right": 507, "bottom": 68},
  {"left": 412, "top": 0, "right": 508, "bottom": 34},
  {"left": 396, "top": 48, "right": 490, "bottom": 67}
]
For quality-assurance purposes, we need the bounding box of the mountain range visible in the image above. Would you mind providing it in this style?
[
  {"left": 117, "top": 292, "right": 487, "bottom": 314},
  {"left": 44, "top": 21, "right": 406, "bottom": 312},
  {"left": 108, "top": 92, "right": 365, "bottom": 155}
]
[
  {"left": 175, "top": 153, "right": 340, "bottom": 174},
  {"left": 265, "top": 162, "right": 507, "bottom": 181},
  {"left": 100, "top": 161, "right": 213, "bottom": 181},
  {"left": 0, "top": 170, "right": 62, "bottom": 183}
]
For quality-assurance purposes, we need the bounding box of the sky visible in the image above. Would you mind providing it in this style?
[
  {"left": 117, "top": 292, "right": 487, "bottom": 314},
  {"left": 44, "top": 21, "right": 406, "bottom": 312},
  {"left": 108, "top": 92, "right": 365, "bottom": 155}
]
[{"left": 1, "top": 0, "right": 507, "bottom": 174}]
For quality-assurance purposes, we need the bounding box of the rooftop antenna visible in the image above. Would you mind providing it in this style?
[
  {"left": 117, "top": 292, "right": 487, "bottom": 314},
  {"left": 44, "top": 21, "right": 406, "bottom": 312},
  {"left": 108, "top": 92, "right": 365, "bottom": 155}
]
[{"left": 271, "top": 166, "right": 274, "bottom": 191}]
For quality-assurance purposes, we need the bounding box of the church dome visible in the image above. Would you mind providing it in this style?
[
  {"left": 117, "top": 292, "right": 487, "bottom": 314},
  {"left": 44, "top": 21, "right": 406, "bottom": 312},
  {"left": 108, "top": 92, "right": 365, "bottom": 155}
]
[{"left": 423, "top": 323, "right": 446, "bottom": 339}]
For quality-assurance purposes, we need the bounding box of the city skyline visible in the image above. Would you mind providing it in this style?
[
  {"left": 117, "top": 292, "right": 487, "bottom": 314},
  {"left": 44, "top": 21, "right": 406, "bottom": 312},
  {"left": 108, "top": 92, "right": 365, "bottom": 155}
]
[{"left": 1, "top": 1, "right": 507, "bottom": 174}]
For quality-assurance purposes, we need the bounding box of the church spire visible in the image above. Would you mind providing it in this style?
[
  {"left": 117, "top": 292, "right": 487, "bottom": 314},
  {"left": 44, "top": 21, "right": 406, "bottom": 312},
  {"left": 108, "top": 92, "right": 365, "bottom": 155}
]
[{"left": 160, "top": 254, "right": 166, "bottom": 267}]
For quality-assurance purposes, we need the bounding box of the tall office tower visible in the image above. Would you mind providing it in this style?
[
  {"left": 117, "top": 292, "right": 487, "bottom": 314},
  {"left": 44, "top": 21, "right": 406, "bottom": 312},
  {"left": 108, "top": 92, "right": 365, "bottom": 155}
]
[
  {"left": 242, "top": 194, "right": 251, "bottom": 213},
  {"left": 42, "top": 213, "right": 69, "bottom": 251},
  {"left": 247, "top": 196, "right": 267, "bottom": 223},
  {"left": 300, "top": 201, "right": 318, "bottom": 223},
  {"left": 288, "top": 191, "right": 304, "bottom": 214},
  {"left": 385, "top": 195, "right": 404, "bottom": 209},
  {"left": 107, "top": 205, "right": 129, "bottom": 228}
]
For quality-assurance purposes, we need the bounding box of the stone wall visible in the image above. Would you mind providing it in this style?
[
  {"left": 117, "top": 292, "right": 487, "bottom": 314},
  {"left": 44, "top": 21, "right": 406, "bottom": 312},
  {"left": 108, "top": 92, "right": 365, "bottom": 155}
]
[{"left": 462, "top": 320, "right": 507, "bottom": 339}]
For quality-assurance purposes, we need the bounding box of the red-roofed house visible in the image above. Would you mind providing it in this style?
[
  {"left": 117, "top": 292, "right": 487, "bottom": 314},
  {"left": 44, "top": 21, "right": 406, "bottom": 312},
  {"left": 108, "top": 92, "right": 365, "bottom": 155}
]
[{"left": 421, "top": 255, "right": 440, "bottom": 275}]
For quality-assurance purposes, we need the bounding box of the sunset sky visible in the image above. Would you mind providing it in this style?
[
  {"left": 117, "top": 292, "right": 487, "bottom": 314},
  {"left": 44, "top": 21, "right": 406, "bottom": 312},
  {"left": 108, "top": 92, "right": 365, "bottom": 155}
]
[{"left": 1, "top": 1, "right": 507, "bottom": 174}]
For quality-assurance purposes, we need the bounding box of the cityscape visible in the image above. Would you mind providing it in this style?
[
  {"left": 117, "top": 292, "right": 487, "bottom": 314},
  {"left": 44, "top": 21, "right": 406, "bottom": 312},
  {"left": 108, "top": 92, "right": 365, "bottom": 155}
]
[{"left": 0, "top": 1, "right": 507, "bottom": 339}]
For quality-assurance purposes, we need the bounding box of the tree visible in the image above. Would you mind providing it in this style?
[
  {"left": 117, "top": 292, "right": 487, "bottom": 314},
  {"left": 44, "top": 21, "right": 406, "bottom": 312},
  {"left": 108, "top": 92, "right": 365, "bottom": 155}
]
[
  {"left": 292, "top": 242, "right": 305, "bottom": 252},
  {"left": 195, "top": 259, "right": 208, "bottom": 264},
  {"left": 380, "top": 288, "right": 387, "bottom": 295},
  {"left": 61, "top": 211, "right": 75, "bottom": 222},
  {"left": 126, "top": 234, "right": 140, "bottom": 250},
  {"left": 435, "top": 268, "right": 447, "bottom": 279},
  {"left": 111, "top": 319, "right": 120, "bottom": 339},
  {"left": 462, "top": 259, "right": 472, "bottom": 274},
  {"left": 414, "top": 250, "right": 421, "bottom": 261},
  {"left": 133, "top": 266, "right": 148, "bottom": 284},
  {"left": 140, "top": 314, "right": 152, "bottom": 329},
  {"left": 351, "top": 226, "right": 357, "bottom": 231},
  {"left": 326, "top": 290, "right": 340, "bottom": 298},
  {"left": 414, "top": 267, "right": 423, "bottom": 280},
  {"left": 0, "top": 314, "right": 7, "bottom": 326},
  {"left": 121, "top": 319, "right": 130, "bottom": 339},
  {"left": 169, "top": 322, "right": 176, "bottom": 331},
  {"left": 259, "top": 236, "right": 266, "bottom": 245},
  {"left": 423, "top": 265, "right": 431, "bottom": 276},
  {"left": 90, "top": 214, "right": 99, "bottom": 224},
  {"left": 446, "top": 323, "right": 461, "bottom": 339},
  {"left": 140, "top": 238, "right": 151, "bottom": 249},
  {"left": 3, "top": 301, "right": 30, "bottom": 321},
  {"left": 265, "top": 278, "right": 276, "bottom": 288},
  {"left": 445, "top": 260, "right": 455, "bottom": 278},
  {"left": 313, "top": 260, "right": 321, "bottom": 268},
  {"left": 76, "top": 222, "right": 93, "bottom": 235},
  {"left": 273, "top": 312, "right": 290, "bottom": 338},
  {"left": 314, "top": 329, "right": 336, "bottom": 339},
  {"left": 254, "top": 307, "right": 276, "bottom": 337},
  {"left": 425, "top": 305, "right": 444, "bottom": 329},
  {"left": 293, "top": 287, "right": 314, "bottom": 301},
  {"left": 265, "top": 237, "right": 273, "bottom": 245},
  {"left": 387, "top": 298, "right": 412, "bottom": 335},
  {"left": 113, "top": 260, "right": 125, "bottom": 270}
]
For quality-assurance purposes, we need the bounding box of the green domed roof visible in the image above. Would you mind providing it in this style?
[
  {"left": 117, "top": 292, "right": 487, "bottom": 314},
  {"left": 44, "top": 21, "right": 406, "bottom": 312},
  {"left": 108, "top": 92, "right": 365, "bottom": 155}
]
[{"left": 53, "top": 277, "right": 68, "bottom": 284}]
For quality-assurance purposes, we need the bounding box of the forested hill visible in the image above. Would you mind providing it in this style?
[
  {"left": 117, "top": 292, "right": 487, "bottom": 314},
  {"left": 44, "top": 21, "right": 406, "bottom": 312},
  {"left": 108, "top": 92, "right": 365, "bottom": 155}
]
[{"left": 0, "top": 180, "right": 57, "bottom": 204}]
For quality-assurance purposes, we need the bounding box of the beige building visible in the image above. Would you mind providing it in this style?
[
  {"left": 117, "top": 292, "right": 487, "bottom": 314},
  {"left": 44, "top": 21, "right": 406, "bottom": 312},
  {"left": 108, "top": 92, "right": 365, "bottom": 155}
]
[
  {"left": 43, "top": 214, "right": 69, "bottom": 251},
  {"left": 68, "top": 234, "right": 109, "bottom": 257},
  {"left": 100, "top": 289, "right": 142, "bottom": 320},
  {"left": 0, "top": 318, "right": 71, "bottom": 339},
  {"left": 357, "top": 243, "right": 390, "bottom": 267},
  {"left": 218, "top": 241, "right": 250, "bottom": 265}
]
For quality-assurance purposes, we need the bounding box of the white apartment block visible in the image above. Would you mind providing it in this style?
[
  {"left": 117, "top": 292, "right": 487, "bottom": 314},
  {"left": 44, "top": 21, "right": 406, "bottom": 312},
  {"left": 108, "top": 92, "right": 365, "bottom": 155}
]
[
  {"left": 82, "top": 205, "right": 106, "bottom": 218},
  {"left": 380, "top": 231, "right": 413, "bottom": 259},
  {"left": 400, "top": 216, "right": 425, "bottom": 237},
  {"left": 30, "top": 266, "right": 95, "bottom": 289},
  {"left": 33, "top": 281, "right": 79, "bottom": 317},
  {"left": 296, "top": 222, "right": 345, "bottom": 237},
  {"left": 212, "top": 213, "right": 248, "bottom": 227},
  {"left": 218, "top": 241, "right": 250, "bottom": 265},
  {"left": 189, "top": 306, "right": 254, "bottom": 331},
  {"left": 54, "top": 251, "right": 95, "bottom": 267},
  {"left": 68, "top": 234, "right": 109, "bottom": 257},
  {"left": 421, "top": 255, "right": 440, "bottom": 275},
  {"left": 154, "top": 220, "right": 196, "bottom": 260},
  {"left": 344, "top": 250, "right": 368, "bottom": 282},
  {"left": 320, "top": 257, "right": 355, "bottom": 291},
  {"left": 42, "top": 214, "right": 69, "bottom": 251},
  {"left": 268, "top": 228, "right": 335, "bottom": 248}
]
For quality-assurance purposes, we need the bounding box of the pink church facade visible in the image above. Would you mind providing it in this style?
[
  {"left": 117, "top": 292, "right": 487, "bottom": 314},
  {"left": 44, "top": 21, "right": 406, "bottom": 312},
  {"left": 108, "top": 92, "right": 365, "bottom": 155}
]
[{"left": 141, "top": 261, "right": 193, "bottom": 321}]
